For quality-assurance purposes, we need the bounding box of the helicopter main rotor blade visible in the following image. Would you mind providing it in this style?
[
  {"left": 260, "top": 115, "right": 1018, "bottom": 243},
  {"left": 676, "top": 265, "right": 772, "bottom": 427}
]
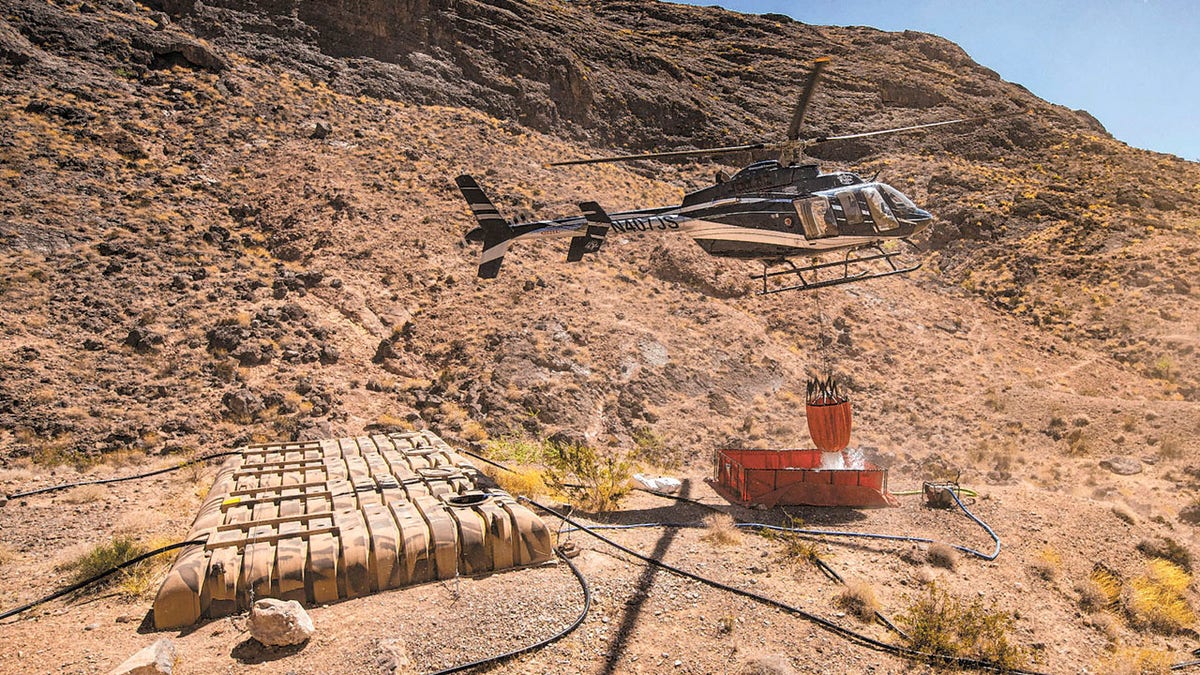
[
  {"left": 805, "top": 109, "right": 1030, "bottom": 145},
  {"left": 546, "top": 142, "right": 767, "bottom": 167},
  {"left": 786, "top": 56, "right": 831, "bottom": 142}
]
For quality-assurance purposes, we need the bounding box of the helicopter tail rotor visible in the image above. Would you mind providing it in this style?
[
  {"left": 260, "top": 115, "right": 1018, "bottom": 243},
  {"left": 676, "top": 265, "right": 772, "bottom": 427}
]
[{"left": 456, "top": 174, "right": 515, "bottom": 278}]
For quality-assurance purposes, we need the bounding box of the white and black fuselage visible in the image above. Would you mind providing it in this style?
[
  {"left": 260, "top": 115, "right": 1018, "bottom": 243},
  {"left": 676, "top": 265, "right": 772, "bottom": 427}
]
[{"left": 458, "top": 161, "right": 933, "bottom": 279}]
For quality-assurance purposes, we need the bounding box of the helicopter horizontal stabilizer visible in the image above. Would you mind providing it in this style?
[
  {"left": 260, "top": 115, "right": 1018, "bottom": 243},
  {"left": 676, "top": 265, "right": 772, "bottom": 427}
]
[
  {"left": 567, "top": 201, "right": 611, "bottom": 262},
  {"left": 455, "top": 174, "right": 514, "bottom": 279}
]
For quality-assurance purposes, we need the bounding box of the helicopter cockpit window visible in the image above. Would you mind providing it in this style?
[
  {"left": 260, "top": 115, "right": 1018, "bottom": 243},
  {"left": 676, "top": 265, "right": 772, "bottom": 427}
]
[
  {"left": 794, "top": 197, "right": 836, "bottom": 239},
  {"left": 879, "top": 185, "right": 921, "bottom": 218},
  {"left": 861, "top": 187, "right": 899, "bottom": 232}
]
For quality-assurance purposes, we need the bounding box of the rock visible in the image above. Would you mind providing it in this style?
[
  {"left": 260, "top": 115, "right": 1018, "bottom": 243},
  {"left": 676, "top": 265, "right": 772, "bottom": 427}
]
[
  {"left": 373, "top": 336, "right": 402, "bottom": 363},
  {"left": 738, "top": 655, "right": 798, "bottom": 675},
  {"left": 248, "top": 598, "right": 315, "bottom": 647},
  {"left": 0, "top": 18, "right": 39, "bottom": 65},
  {"left": 125, "top": 327, "right": 165, "bottom": 352},
  {"left": 222, "top": 389, "right": 263, "bottom": 419},
  {"left": 310, "top": 121, "right": 332, "bottom": 139},
  {"left": 295, "top": 377, "right": 313, "bottom": 395},
  {"left": 318, "top": 344, "right": 339, "bottom": 365},
  {"left": 1180, "top": 503, "right": 1200, "bottom": 526},
  {"left": 1099, "top": 456, "right": 1142, "bottom": 476},
  {"left": 107, "top": 637, "right": 175, "bottom": 675},
  {"left": 82, "top": 338, "right": 104, "bottom": 351},
  {"left": 375, "top": 637, "right": 412, "bottom": 674},
  {"left": 133, "top": 34, "right": 228, "bottom": 72},
  {"left": 206, "top": 325, "right": 246, "bottom": 352}
]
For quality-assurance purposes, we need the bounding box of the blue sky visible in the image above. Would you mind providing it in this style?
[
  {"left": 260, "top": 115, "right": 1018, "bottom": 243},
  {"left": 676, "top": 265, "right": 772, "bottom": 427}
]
[{"left": 681, "top": 1, "right": 1199, "bottom": 162}]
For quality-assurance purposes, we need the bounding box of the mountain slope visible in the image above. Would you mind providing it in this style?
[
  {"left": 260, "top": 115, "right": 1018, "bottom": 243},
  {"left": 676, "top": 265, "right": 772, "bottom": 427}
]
[{"left": 0, "top": 1, "right": 1198, "bottom": 673}]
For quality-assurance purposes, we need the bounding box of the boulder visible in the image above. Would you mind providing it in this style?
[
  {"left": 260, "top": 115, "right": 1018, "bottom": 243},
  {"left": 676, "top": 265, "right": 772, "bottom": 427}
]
[
  {"left": 248, "top": 598, "right": 315, "bottom": 646},
  {"left": 222, "top": 389, "right": 263, "bottom": 419},
  {"left": 125, "top": 327, "right": 165, "bottom": 352},
  {"left": 107, "top": 637, "right": 175, "bottom": 675},
  {"left": 1099, "top": 456, "right": 1142, "bottom": 476}
]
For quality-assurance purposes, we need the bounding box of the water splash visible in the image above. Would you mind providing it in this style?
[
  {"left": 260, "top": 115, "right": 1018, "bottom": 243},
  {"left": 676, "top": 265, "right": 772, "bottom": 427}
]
[{"left": 818, "top": 447, "right": 866, "bottom": 470}]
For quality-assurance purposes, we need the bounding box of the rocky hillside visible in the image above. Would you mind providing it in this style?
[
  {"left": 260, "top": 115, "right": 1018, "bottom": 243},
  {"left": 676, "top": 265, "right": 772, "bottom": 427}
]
[{"left": 1, "top": 1, "right": 1199, "bottom": 672}]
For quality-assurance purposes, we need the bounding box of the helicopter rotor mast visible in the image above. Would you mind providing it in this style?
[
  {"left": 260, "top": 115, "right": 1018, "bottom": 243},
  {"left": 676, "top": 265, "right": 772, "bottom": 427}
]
[{"left": 778, "top": 55, "right": 830, "bottom": 165}]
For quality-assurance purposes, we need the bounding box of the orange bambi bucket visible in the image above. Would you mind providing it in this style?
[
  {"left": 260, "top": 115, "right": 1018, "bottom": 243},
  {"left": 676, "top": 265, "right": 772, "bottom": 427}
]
[
  {"left": 806, "top": 399, "right": 852, "bottom": 453},
  {"left": 806, "top": 375, "right": 852, "bottom": 453}
]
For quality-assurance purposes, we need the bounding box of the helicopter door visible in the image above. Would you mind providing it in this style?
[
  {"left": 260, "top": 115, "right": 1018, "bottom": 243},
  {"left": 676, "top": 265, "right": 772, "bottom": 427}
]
[
  {"left": 793, "top": 197, "right": 836, "bottom": 239},
  {"left": 861, "top": 187, "right": 900, "bottom": 232}
]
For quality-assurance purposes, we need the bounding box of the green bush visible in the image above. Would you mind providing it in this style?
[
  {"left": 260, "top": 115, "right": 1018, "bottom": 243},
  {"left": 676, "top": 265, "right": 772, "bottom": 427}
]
[
  {"left": 56, "top": 536, "right": 148, "bottom": 592},
  {"left": 898, "top": 583, "right": 1026, "bottom": 669},
  {"left": 542, "top": 439, "right": 634, "bottom": 513}
]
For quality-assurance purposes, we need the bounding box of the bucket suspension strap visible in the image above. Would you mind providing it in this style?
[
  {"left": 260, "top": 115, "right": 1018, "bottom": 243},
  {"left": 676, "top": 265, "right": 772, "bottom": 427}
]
[{"left": 814, "top": 288, "right": 833, "bottom": 379}]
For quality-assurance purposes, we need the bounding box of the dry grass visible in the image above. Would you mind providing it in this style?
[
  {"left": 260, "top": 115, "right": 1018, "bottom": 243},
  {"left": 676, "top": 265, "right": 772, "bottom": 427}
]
[
  {"left": 700, "top": 513, "right": 742, "bottom": 547},
  {"left": 483, "top": 464, "right": 553, "bottom": 499},
  {"left": 1136, "top": 537, "right": 1192, "bottom": 572},
  {"left": 1096, "top": 648, "right": 1173, "bottom": 675},
  {"left": 59, "top": 484, "right": 108, "bottom": 504},
  {"left": 836, "top": 579, "right": 881, "bottom": 623},
  {"left": 1080, "top": 565, "right": 1123, "bottom": 612},
  {"left": 1125, "top": 559, "right": 1195, "bottom": 634},
  {"left": 1032, "top": 546, "right": 1062, "bottom": 581},
  {"left": 56, "top": 536, "right": 147, "bottom": 593},
  {"left": 927, "top": 543, "right": 958, "bottom": 570},
  {"left": 1112, "top": 502, "right": 1138, "bottom": 525}
]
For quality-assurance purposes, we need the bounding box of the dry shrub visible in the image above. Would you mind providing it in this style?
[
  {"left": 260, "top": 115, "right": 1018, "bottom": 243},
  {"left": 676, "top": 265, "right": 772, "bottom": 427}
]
[
  {"left": 700, "top": 513, "right": 742, "bottom": 547},
  {"left": 460, "top": 419, "right": 488, "bottom": 443},
  {"left": 927, "top": 543, "right": 957, "bottom": 570},
  {"left": 1032, "top": 546, "right": 1062, "bottom": 581},
  {"left": 1112, "top": 502, "right": 1138, "bottom": 525},
  {"left": 1136, "top": 537, "right": 1192, "bottom": 572},
  {"left": 836, "top": 579, "right": 881, "bottom": 623},
  {"left": 897, "top": 583, "right": 1026, "bottom": 669},
  {"left": 1088, "top": 611, "right": 1122, "bottom": 642},
  {"left": 59, "top": 484, "right": 107, "bottom": 504},
  {"left": 772, "top": 515, "right": 823, "bottom": 567},
  {"left": 485, "top": 464, "right": 552, "bottom": 499},
  {"left": 1097, "top": 648, "right": 1172, "bottom": 675},
  {"left": 1080, "top": 565, "right": 1123, "bottom": 612},
  {"left": 1124, "top": 559, "right": 1195, "bottom": 634},
  {"left": 1157, "top": 436, "right": 1184, "bottom": 461}
]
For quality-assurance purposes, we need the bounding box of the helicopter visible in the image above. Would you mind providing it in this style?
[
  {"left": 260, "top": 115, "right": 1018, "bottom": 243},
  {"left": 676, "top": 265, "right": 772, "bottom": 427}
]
[{"left": 457, "top": 57, "right": 1018, "bottom": 293}]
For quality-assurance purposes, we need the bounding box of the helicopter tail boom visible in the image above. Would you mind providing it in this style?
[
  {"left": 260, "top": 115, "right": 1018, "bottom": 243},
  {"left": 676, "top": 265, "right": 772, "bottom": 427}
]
[{"left": 455, "top": 174, "right": 514, "bottom": 278}]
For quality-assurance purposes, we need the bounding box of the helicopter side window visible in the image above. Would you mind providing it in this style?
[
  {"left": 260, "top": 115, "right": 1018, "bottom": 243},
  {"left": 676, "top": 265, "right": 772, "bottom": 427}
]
[
  {"left": 861, "top": 187, "right": 899, "bottom": 232},
  {"left": 794, "top": 197, "right": 836, "bottom": 239},
  {"left": 836, "top": 191, "right": 864, "bottom": 227}
]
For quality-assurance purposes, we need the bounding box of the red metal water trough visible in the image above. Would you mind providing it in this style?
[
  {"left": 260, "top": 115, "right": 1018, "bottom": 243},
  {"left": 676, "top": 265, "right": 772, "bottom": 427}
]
[{"left": 713, "top": 448, "right": 898, "bottom": 508}]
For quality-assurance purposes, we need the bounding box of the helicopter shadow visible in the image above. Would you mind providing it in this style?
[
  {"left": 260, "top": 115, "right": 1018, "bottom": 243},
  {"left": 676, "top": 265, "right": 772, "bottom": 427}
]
[{"left": 577, "top": 481, "right": 875, "bottom": 673}]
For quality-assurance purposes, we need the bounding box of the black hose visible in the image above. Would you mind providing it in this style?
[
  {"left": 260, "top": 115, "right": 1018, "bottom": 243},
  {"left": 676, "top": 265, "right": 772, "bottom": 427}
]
[
  {"left": 428, "top": 547, "right": 591, "bottom": 675},
  {"left": 4, "top": 451, "right": 241, "bottom": 500},
  {"left": 523, "top": 497, "right": 1046, "bottom": 675},
  {"left": 457, "top": 448, "right": 520, "bottom": 476},
  {"left": 0, "top": 539, "right": 208, "bottom": 622}
]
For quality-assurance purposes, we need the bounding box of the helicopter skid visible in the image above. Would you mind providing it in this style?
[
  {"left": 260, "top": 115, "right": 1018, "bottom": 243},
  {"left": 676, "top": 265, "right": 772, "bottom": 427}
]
[{"left": 752, "top": 242, "right": 920, "bottom": 294}]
